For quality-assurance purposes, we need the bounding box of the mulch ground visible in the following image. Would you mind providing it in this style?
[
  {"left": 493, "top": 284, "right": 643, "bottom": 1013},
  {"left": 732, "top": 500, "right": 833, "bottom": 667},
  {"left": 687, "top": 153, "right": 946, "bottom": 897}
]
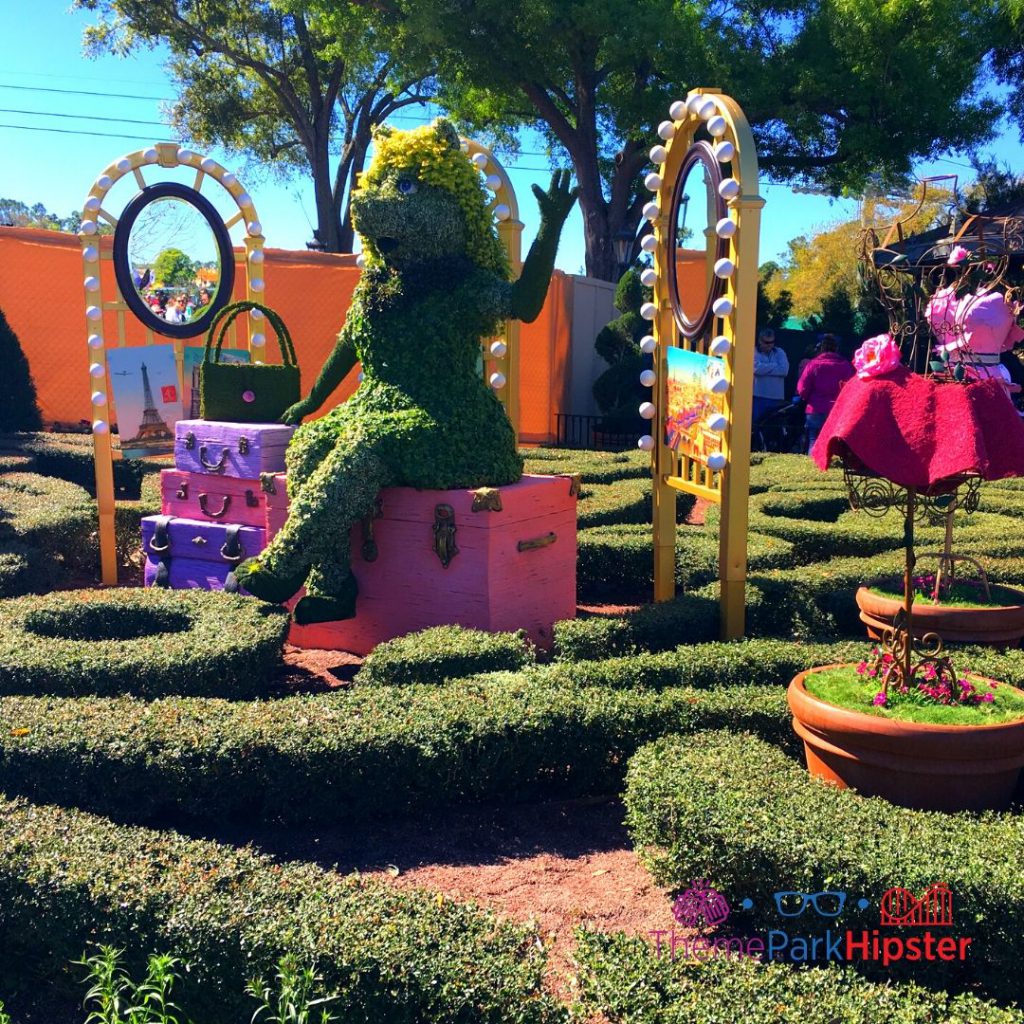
[{"left": 200, "top": 795, "right": 670, "bottom": 1001}]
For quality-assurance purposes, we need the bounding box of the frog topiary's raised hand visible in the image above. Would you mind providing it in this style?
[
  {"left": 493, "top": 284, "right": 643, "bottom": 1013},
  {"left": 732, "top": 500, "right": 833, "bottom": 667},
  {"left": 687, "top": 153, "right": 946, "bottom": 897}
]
[{"left": 233, "top": 120, "right": 577, "bottom": 624}]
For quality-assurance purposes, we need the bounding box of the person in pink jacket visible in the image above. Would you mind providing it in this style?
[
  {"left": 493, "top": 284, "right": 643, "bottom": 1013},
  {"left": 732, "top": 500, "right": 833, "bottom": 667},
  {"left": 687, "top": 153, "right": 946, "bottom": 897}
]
[{"left": 797, "top": 334, "right": 854, "bottom": 452}]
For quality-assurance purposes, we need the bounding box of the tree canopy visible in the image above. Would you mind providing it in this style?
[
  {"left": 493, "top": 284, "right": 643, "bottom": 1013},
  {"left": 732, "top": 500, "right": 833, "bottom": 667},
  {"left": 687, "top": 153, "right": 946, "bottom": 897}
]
[
  {"left": 76, "top": 0, "right": 433, "bottom": 252},
  {"left": 334, "top": 0, "right": 1004, "bottom": 280},
  {"left": 152, "top": 248, "right": 196, "bottom": 288}
]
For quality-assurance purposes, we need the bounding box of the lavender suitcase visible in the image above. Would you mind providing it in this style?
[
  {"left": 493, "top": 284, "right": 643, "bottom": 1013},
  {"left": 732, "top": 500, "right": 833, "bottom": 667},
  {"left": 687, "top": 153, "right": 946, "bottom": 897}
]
[
  {"left": 174, "top": 420, "right": 295, "bottom": 478},
  {"left": 141, "top": 515, "right": 266, "bottom": 592}
]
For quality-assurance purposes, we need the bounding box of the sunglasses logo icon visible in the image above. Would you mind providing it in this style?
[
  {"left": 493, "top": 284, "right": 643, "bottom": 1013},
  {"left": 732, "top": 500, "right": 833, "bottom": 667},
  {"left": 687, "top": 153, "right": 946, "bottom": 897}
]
[{"left": 773, "top": 890, "right": 847, "bottom": 918}]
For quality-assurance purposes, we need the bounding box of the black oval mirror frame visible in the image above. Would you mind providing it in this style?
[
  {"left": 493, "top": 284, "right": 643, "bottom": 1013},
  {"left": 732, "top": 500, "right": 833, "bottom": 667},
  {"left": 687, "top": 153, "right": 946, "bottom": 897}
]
[
  {"left": 112, "top": 181, "right": 236, "bottom": 339},
  {"left": 667, "top": 140, "right": 728, "bottom": 340}
]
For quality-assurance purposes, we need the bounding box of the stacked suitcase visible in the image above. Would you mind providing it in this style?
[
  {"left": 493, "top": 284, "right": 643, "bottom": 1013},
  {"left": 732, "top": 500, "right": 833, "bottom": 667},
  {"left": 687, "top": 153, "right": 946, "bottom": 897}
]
[{"left": 141, "top": 419, "right": 295, "bottom": 593}]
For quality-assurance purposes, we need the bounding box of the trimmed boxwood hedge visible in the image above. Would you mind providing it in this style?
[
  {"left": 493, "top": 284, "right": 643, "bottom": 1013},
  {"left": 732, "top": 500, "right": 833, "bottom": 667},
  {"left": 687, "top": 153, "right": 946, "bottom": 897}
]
[
  {"left": 577, "top": 524, "right": 794, "bottom": 598},
  {"left": 0, "top": 678, "right": 794, "bottom": 826},
  {"left": 521, "top": 446, "right": 649, "bottom": 483},
  {"left": 624, "top": 730, "right": 1024, "bottom": 999},
  {"left": 0, "top": 796, "right": 560, "bottom": 1022},
  {"left": 0, "top": 472, "right": 94, "bottom": 568},
  {"left": 0, "top": 431, "right": 151, "bottom": 498},
  {"left": 0, "top": 588, "right": 288, "bottom": 698},
  {"left": 0, "top": 544, "right": 61, "bottom": 599},
  {"left": 573, "top": 931, "right": 1023, "bottom": 1024},
  {"left": 748, "top": 453, "right": 845, "bottom": 493},
  {"left": 577, "top": 477, "right": 696, "bottom": 528},
  {"left": 356, "top": 624, "right": 535, "bottom": 685}
]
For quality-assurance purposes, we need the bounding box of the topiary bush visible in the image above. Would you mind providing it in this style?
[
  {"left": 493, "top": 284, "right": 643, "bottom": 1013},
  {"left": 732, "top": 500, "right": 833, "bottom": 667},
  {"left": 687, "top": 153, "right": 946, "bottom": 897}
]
[
  {"left": 577, "top": 477, "right": 696, "bottom": 528},
  {"left": 0, "top": 588, "right": 288, "bottom": 698},
  {"left": 0, "top": 309, "right": 42, "bottom": 432},
  {"left": 0, "top": 472, "right": 94, "bottom": 568},
  {"left": 577, "top": 524, "right": 795, "bottom": 600},
  {"left": 0, "top": 796, "right": 560, "bottom": 1023},
  {"left": 573, "top": 931, "right": 1024, "bottom": 1024},
  {"left": 0, "top": 544, "right": 62, "bottom": 599},
  {"left": 624, "top": 730, "right": 1024, "bottom": 1000},
  {"left": 0, "top": 432, "right": 150, "bottom": 498},
  {"left": 521, "top": 446, "right": 649, "bottom": 483},
  {"left": 0, "top": 678, "right": 795, "bottom": 827},
  {"left": 356, "top": 624, "right": 535, "bottom": 685}
]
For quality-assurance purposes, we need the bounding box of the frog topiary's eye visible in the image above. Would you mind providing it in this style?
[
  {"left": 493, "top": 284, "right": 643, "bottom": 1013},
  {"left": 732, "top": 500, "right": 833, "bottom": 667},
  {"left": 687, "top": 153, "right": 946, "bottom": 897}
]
[{"left": 396, "top": 177, "right": 418, "bottom": 195}]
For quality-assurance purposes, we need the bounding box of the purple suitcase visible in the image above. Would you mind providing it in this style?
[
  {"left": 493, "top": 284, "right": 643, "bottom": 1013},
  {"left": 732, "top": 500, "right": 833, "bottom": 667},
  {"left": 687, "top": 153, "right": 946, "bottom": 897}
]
[
  {"left": 174, "top": 420, "right": 295, "bottom": 478},
  {"left": 141, "top": 515, "right": 266, "bottom": 593}
]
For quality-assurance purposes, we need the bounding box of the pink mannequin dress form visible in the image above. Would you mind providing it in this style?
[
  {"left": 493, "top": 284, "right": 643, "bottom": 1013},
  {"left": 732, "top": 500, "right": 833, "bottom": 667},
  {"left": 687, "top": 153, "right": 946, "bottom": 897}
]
[{"left": 927, "top": 288, "right": 1024, "bottom": 394}]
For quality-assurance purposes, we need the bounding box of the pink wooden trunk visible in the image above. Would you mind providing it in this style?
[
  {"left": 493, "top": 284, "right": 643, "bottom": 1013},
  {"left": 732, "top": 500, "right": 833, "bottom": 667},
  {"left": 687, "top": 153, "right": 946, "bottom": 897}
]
[
  {"left": 266, "top": 474, "right": 578, "bottom": 654},
  {"left": 174, "top": 420, "right": 294, "bottom": 478},
  {"left": 160, "top": 469, "right": 272, "bottom": 527}
]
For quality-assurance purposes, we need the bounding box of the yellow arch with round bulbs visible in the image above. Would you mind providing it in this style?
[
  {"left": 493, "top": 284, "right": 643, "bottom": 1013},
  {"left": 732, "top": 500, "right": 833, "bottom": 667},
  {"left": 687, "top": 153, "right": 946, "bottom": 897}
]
[
  {"left": 645, "top": 90, "right": 763, "bottom": 639},
  {"left": 81, "top": 142, "right": 266, "bottom": 585}
]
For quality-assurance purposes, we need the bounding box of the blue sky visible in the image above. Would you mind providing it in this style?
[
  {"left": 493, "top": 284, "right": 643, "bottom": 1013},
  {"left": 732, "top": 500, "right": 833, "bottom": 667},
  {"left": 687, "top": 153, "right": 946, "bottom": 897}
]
[{"left": 1, "top": 2, "right": 1022, "bottom": 275}]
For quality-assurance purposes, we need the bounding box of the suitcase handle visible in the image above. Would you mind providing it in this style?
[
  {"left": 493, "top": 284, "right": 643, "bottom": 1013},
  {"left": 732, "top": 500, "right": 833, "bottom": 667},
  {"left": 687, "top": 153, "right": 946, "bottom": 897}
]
[
  {"left": 517, "top": 532, "right": 557, "bottom": 553},
  {"left": 199, "top": 445, "right": 228, "bottom": 473},
  {"left": 198, "top": 493, "right": 231, "bottom": 519}
]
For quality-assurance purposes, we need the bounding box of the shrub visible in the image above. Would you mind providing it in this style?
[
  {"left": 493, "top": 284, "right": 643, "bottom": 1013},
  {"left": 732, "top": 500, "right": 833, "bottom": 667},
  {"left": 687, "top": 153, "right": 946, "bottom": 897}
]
[
  {"left": 0, "top": 544, "right": 61, "bottom": 599},
  {"left": 577, "top": 524, "right": 794, "bottom": 600},
  {"left": 573, "top": 931, "right": 1024, "bottom": 1024},
  {"left": 356, "top": 625, "right": 535, "bottom": 685},
  {"left": 520, "top": 446, "right": 649, "bottom": 483},
  {"left": 114, "top": 471, "right": 163, "bottom": 567},
  {"left": 577, "top": 478, "right": 695, "bottom": 528},
  {"left": 0, "top": 472, "right": 94, "bottom": 567},
  {"left": 748, "top": 453, "right": 844, "bottom": 493},
  {"left": 624, "top": 730, "right": 1024, "bottom": 1000},
  {"left": 0, "top": 432, "right": 151, "bottom": 499},
  {"left": 0, "top": 308, "right": 42, "bottom": 432},
  {"left": 0, "top": 679, "right": 794, "bottom": 826},
  {"left": 0, "top": 796, "right": 560, "bottom": 1022},
  {"left": 0, "top": 588, "right": 288, "bottom": 698}
]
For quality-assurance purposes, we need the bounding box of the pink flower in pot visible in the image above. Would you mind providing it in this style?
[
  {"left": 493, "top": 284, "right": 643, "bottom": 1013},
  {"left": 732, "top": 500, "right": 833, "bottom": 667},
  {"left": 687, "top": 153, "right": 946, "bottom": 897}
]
[{"left": 853, "top": 334, "right": 902, "bottom": 379}]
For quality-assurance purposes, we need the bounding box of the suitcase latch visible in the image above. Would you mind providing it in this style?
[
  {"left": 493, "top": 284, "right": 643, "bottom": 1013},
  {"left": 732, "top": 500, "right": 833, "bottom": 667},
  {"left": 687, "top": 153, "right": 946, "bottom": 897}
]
[
  {"left": 471, "top": 487, "right": 503, "bottom": 512},
  {"left": 238, "top": 436, "right": 250, "bottom": 455},
  {"left": 432, "top": 503, "right": 458, "bottom": 568},
  {"left": 176, "top": 481, "right": 188, "bottom": 500}
]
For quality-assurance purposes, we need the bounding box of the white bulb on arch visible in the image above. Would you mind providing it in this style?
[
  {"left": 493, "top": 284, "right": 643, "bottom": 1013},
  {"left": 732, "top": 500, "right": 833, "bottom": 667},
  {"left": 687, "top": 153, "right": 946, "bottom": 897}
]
[
  {"left": 642, "top": 201, "right": 660, "bottom": 222},
  {"left": 715, "top": 217, "right": 737, "bottom": 239},
  {"left": 489, "top": 371, "right": 507, "bottom": 389},
  {"left": 641, "top": 234, "right": 657, "bottom": 253},
  {"left": 640, "top": 301, "right": 658, "bottom": 320},
  {"left": 707, "top": 115, "right": 728, "bottom": 138},
  {"left": 639, "top": 369, "right": 656, "bottom": 387},
  {"left": 709, "top": 335, "right": 732, "bottom": 356},
  {"left": 637, "top": 434, "right": 655, "bottom": 452},
  {"left": 714, "top": 257, "right": 735, "bottom": 279},
  {"left": 471, "top": 153, "right": 489, "bottom": 170},
  {"left": 640, "top": 268, "right": 657, "bottom": 287},
  {"left": 490, "top": 340, "right": 508, "bottom": 358},
  {"left": 707, "top": 452, "right": 728, "bottom": 471},
  {"left": 649, "top": 145, "right": 668, "bottom": 165},
  {"left": 639, "top": 401, "right": 656, "bottom": 420},
  {"left": 718, "top": 178, "right": 741, "bottom": 200},
  {"left": 644, "top": 172, "right": 662, "bottom": 192},
  {"left": 712, "top": 296, "right": 734, "bottom": 317},
  {"left": 657, "top": 120, "right": 676, "bottom": 140},
  {"left": 640, "top": 334, "right": 656, "bottom": 354},
  {"left": 669, "top": 100, "right": 687, "bottom": 120}
]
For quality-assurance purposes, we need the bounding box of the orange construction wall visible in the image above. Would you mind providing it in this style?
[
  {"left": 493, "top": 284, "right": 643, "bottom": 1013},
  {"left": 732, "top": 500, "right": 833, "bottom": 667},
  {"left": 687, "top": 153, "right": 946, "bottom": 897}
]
[{"left": 0, "top": 226, "right": 570, "bottom": 441}]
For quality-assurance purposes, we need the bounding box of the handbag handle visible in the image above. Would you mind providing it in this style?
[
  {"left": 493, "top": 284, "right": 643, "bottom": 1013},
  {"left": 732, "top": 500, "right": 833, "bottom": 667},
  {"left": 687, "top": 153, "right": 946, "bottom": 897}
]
[{"left": 203, "top": 300, "right": 298, "bottom": 368}]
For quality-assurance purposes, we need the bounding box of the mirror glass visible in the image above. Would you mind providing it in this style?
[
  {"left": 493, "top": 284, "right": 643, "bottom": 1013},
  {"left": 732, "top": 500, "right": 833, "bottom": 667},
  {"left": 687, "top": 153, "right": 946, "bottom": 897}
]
[
  {"left": 126, "top": 197, "right": 221, "bottom": 325},
  {"left": 113, "top": 181, "right": 235, "bottom": 339},
  {"left": 668, "top": 142, "right": 726, "bottom": 338}
]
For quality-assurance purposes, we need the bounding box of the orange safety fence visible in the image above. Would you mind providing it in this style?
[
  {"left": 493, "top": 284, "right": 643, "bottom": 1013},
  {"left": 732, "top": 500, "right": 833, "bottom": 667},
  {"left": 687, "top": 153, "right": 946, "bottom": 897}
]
[{"left": 0, "top": 226, "right": 571, "bottom": 441}]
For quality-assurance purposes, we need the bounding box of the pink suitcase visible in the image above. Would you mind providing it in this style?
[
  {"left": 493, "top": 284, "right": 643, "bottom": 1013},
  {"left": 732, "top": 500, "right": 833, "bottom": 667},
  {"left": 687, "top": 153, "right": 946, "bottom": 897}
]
[
  {"left": 160, "top": 469, "right": 274, "bottom": 528},
  {"left": 269, "top": 474, "right": 579, "bottom": 654}
]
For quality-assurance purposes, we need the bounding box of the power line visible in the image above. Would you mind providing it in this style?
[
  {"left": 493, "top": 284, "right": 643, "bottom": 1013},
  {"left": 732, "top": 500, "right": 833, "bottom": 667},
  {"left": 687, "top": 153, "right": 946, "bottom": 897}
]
[
  {"left": 0, "top": 82, "right": 169, "bottom": 102},
  {"left": 0, "top": 107, "right": 166, "bottom": 127},
  {"left": 0, "top": 121, "right": 157, "bottom": 142}
]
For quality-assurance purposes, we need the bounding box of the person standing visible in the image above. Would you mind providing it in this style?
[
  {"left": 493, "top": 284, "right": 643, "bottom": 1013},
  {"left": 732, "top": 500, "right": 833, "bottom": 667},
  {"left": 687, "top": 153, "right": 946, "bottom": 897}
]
[
  {"left": 796, "top": 334, "right": 854, "bottom": 452},
  {"left": 752, "top": 328, "right": 790, "bottom": 428}
]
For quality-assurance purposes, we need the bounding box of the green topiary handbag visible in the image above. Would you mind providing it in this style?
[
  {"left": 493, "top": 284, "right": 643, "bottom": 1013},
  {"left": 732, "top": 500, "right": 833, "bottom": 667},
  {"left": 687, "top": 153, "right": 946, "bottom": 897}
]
[{"left": 199, "top": 301, "right": 301, "bottom": 423}]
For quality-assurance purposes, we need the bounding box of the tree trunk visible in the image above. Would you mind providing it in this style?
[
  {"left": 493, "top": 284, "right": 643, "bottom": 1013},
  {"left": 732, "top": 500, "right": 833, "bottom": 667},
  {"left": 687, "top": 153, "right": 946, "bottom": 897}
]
[
  {"left": 339, "top": 130, "right": 372, "bottom": 252},
  {"left": 310, "top": 122, "right": 343, "bottom": 251}
]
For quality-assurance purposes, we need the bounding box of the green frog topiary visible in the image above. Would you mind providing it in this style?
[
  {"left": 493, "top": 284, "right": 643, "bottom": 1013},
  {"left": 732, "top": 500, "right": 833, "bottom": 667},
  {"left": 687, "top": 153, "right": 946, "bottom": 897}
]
[{"left": 232, "top": 119, "right": 577, "bottom": 624}]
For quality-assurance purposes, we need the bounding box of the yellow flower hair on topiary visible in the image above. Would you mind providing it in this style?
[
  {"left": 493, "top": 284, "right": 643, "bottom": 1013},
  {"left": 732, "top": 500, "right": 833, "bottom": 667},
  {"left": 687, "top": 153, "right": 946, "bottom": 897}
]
[{"left": 359, "top": 119, "right": 509, "bottom": 279}]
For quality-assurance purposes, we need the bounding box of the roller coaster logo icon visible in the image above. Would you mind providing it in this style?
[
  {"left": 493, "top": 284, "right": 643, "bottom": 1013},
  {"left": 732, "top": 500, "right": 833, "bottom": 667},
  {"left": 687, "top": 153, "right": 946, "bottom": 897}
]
[{"left": 880, "top": 883, "right": 953, "bottom": 927}]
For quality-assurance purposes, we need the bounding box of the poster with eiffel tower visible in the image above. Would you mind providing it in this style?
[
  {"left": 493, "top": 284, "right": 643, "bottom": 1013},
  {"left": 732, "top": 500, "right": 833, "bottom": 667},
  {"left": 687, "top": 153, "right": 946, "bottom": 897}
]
[{"left": 107, "top": 344, "right": 182, "bottom": 458}]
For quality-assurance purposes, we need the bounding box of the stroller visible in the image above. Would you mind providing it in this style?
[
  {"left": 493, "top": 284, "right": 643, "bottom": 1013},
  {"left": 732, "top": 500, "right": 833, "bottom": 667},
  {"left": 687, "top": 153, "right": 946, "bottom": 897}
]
[{"left": 753, "top": 399, "right": 807, "bottom": 454}]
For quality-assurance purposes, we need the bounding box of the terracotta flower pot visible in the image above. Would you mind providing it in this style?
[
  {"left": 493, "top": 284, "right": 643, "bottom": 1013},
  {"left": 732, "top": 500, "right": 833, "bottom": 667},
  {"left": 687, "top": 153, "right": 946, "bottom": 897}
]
[
  {"left": 788, "top": 665, "right": 1024, "bottom": 812},
  {"left": 856, "top": 584, "right": 1024, "bottom": 646}
]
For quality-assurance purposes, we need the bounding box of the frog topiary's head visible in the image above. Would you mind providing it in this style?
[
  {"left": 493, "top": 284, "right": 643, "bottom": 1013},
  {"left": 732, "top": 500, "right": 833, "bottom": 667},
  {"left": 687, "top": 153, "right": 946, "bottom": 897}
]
[{"left": 352, "top": 119, "right": 509, "bottom": 279}]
